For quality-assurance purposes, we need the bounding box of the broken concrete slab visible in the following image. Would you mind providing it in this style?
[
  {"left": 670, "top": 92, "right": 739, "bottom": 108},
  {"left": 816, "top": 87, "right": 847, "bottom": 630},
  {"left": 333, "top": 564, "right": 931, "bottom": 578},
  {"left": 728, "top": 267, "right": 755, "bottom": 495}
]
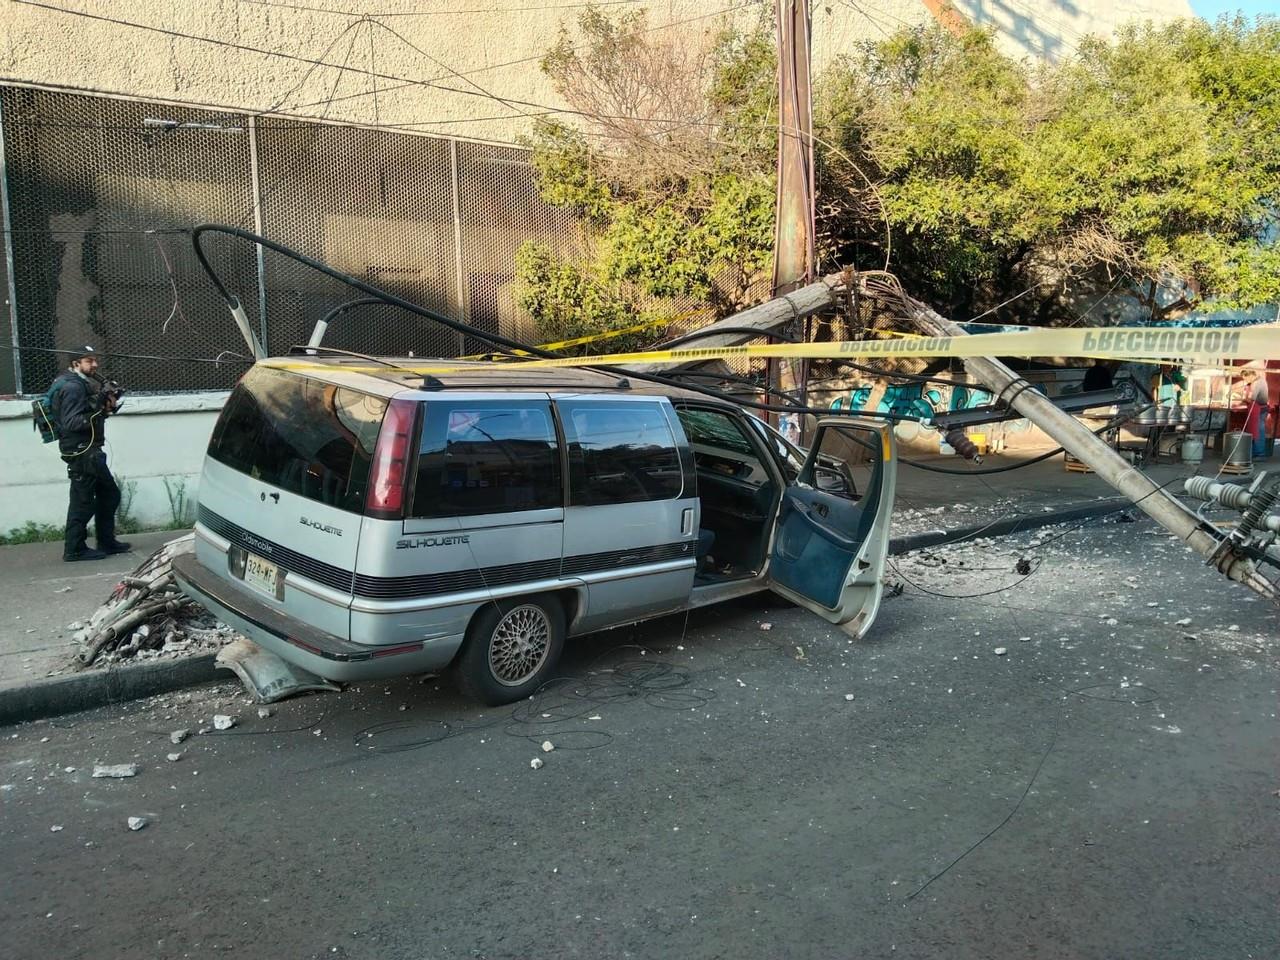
[{"left": 92, "top": 763, "right": 139, "bottom": 779}]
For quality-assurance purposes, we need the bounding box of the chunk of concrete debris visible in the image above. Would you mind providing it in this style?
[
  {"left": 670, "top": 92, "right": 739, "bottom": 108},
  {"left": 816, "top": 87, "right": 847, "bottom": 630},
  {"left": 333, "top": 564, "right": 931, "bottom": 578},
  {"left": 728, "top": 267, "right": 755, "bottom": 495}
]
[
  {"left": 760, "top": 623, "right": 772, "bottom": 631},
  {"left": 170, "top": 730, "right": 189, "bottom": 745},
  {"left": 126, "top": 816, "right": 148, "bottom": 831},
  {"left": 1228, "top": 624, "right": 1241, "bottom": 632},
  {"left": 1019, "top": 637, "right": 1031, "bottom": 643},
  {"left": 844, "top": 693, "right": 855, "bottom": 702},
  {"left": 212, "top": 715, "right": 236, "bottom": 731},
  {"left": 50, "top": 825, "right": 63, "bottom": 832},
  {"left": 166, "top": 753, "right": 182, "bottom": 763},
  {"left": 993, "top": 647, "right": 1008, "bottom": 656},
  {"left": 92, "top": 763, "right": 139, "bottom": 779},
  {"left": 530, "top": 757, "right": 544, "bottom": 770},
  {"left": 1175, "top": 618, "right": 1192, "bottom": 627},
  {"left": 541, "top": 741, "right": 555, "bottom": 753},
  {"left": 257, "top": 707, "right": 274, "bottom": 720}
]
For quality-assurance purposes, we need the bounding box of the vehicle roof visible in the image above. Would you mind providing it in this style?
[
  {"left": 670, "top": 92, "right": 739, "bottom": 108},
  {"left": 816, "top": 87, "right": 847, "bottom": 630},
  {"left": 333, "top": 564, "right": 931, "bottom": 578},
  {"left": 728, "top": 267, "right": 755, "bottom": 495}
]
[{"left": 257, "top": 354, "right": 727, "bottom": 406}]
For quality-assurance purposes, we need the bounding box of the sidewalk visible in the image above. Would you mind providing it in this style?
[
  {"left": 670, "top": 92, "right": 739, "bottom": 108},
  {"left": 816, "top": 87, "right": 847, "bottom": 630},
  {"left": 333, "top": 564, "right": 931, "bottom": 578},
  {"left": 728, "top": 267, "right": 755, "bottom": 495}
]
[{"left": 0, "top": 446, "right": 1226, "bottom": 724}]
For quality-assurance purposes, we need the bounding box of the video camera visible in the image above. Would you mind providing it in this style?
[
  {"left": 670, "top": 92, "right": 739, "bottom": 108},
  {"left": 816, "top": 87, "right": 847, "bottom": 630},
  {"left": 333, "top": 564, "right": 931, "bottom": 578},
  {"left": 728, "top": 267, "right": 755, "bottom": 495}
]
[{"left": 97, "top": 376, "right": 126, "bottom": 413}]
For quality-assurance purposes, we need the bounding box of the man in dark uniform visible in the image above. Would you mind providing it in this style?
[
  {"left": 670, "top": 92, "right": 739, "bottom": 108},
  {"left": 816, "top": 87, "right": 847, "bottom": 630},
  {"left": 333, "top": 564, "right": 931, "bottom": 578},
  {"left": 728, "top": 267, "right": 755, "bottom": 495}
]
[{"left": 48, "top": 346, "right": 132, "bottom": 561}]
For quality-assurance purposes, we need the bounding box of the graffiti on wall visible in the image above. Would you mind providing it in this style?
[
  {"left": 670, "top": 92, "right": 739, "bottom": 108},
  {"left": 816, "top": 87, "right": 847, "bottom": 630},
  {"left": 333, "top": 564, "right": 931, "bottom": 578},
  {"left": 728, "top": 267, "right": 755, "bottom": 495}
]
[{"left": 829, "top": 381, "right": 994, "bottom": 420}]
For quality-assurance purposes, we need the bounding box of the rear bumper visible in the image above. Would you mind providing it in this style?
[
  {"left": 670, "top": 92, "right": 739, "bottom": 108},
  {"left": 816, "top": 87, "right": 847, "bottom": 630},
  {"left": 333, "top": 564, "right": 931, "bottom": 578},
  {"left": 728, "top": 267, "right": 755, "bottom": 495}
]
[{"left": 172, "top": 553, "right": 459, "bottom": 682}]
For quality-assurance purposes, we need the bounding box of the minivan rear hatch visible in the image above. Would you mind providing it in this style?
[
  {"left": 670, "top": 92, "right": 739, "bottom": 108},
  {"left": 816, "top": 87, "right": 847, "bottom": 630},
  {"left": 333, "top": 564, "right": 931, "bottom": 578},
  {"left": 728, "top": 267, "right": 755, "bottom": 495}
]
[{"left": 195, "top": 365, "right": 389, "bottom": 640}]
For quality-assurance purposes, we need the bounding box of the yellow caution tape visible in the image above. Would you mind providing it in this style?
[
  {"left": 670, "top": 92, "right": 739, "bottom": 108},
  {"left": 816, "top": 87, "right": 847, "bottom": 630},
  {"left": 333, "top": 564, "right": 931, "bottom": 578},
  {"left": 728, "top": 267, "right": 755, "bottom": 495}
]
[
  {"left": 270, "top": 325, "right": 1280, "bottom": 377},
  {"left": 459, "top": 314, "right": 684, "bottom": 361}
]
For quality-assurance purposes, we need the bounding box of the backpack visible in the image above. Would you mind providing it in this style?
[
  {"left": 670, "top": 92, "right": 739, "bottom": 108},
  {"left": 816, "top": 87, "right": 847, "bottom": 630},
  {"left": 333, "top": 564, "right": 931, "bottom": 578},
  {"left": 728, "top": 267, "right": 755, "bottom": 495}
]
[{"left": 31, "top": 378, "right": 66, "bottom": 444}]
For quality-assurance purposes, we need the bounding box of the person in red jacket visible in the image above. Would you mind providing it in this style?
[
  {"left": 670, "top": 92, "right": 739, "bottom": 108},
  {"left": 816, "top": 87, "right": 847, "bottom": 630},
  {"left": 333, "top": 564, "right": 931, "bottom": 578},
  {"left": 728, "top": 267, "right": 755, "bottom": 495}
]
[{"left": 1233, "top": 365, "right": 1271, "bottom": 459}]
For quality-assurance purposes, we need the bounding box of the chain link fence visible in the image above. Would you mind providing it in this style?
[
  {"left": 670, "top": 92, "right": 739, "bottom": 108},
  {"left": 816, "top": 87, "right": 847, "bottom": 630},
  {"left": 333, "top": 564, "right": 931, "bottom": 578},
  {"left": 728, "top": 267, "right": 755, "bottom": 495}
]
[{"left": 0, "top": 86, "right": 581, "bottom": 396}]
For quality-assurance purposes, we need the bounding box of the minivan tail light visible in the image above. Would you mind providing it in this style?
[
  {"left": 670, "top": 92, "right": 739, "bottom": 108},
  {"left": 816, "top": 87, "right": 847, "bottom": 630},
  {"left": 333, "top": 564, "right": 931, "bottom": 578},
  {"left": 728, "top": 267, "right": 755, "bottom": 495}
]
[{"left": 366, "top": 398, "right": 417, "bottom": 519}]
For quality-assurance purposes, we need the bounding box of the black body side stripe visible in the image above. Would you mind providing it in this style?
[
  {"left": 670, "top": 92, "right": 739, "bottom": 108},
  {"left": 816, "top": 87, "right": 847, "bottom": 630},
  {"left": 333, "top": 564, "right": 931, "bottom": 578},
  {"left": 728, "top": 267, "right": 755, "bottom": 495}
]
[
  {"left": 197, "top": 507, "right": 693, "bottom": 601},
  {"left": 198, "top": 507, "right": 354, "bottom": 593}
]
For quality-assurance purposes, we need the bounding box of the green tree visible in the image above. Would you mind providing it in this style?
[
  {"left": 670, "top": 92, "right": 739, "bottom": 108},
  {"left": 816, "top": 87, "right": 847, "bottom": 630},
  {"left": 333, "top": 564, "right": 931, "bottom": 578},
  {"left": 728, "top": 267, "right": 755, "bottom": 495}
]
[
  {"left": 517, "top": 8, "right": 778, "bottom": 344},
  {"left": 524, "top": 10, "right": 1279, "bottom": 335},
  {"left": 819, "top": 17, "right": 1280, "bottom": 323}
]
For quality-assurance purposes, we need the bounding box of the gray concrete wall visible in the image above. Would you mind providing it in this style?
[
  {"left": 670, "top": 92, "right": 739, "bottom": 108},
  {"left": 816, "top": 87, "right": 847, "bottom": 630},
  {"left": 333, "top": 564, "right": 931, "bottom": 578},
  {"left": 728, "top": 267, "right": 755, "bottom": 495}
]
[
  {"left": 0, "top": 394, "right": 222, "bottom": 535},
  {"left": 0, "top": 1, "right": 1193, "bottom": 145}
]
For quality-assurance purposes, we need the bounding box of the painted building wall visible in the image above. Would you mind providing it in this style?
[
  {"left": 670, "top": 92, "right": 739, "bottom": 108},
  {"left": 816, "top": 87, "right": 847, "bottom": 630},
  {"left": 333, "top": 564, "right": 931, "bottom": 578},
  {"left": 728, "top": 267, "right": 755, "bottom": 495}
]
[
  {"left": 0, "top": 1, "right": 1194, "bottom": 145},
  {"left": 0, "top": 395, "right": 221, "bottom": 534}
]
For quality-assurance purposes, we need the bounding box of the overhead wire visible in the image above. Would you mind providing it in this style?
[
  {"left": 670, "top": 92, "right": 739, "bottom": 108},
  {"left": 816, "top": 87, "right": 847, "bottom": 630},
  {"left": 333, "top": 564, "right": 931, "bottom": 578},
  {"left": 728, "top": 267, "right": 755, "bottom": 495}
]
[
  {"left": 282, "top": 1, "right": 758, "bottom": 114},
  {"left": 185, "top": 222, "right": 1154, "bottom": 463},
  {"left": 365, "top": 16, "right": 381, "bottom": 125},
  {"left": 14, "top": 0, "right": 757, "bottom": 130},
  {"left": 239, "top": 0, "right": 650, "bottom": 16},
  {"left": 366, "top": 17, "right": 539, "bottom": 122},
  {"left": 189, "top": 223, "right": 930, "bottom": 425},
  {"left": 7, "top": 0, "right": 1221, "bottom": 140}
]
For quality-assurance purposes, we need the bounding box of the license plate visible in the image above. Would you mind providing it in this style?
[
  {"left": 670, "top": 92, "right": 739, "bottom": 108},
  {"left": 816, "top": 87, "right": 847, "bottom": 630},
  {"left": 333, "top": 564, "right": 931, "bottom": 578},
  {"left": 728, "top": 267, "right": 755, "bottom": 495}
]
[{"left": 243, "top": 552, "right": 280, "bottom": 597}]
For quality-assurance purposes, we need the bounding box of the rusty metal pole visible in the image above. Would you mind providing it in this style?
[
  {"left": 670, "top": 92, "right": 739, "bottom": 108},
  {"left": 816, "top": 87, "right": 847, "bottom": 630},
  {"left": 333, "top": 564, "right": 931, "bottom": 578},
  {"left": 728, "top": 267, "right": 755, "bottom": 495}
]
[
  {"left": 771, "top": 0, "right": 816, "bottom": 444},
  {"left": 902, "top": 295, "right": 1277, "bottom": 601}
]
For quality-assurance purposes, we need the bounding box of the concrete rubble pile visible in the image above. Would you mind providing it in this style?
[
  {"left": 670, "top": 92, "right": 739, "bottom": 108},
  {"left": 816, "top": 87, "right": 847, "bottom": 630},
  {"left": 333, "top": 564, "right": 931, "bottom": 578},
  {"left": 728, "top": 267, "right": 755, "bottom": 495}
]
[{"left": 73, "top": 534, "right": 238, "bottom": 668}]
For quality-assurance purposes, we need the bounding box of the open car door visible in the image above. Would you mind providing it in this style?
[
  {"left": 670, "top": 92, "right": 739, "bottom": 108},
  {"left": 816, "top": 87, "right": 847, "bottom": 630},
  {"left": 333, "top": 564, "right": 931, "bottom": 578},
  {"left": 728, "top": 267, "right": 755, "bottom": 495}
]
[{"left": 766, "top": 418, "right": 896, "bottom": 638}]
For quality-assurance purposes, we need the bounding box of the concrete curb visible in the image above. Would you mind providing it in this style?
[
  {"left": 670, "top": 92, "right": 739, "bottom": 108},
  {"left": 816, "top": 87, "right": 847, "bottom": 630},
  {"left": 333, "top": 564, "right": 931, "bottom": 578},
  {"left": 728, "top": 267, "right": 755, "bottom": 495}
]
[
  {"left": 888, "top": 498, "right": 1128, "bottom": 555},
  {"left": 0, "top": 654, "right": 222, "bottom": 727},
  {"left": 1, "top": 498, "right": 1130, "bottom": 727}
]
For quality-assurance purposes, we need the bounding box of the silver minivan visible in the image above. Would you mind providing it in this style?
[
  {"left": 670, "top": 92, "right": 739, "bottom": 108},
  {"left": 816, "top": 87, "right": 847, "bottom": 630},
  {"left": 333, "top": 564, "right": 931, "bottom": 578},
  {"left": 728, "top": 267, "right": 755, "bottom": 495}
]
[{"left": 173, "top": 356, "right": 897, "bottom": 704}]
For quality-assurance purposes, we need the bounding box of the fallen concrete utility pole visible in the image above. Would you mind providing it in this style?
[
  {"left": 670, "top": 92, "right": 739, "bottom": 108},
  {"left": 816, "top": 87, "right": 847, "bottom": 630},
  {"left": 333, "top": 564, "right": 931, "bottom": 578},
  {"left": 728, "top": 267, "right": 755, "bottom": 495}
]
[
  {"left": 623, "top": 272, "right": 846, "bottom": 375},
  {"left": 901, "top": 294, "right": 1278, "bottom": 602}
]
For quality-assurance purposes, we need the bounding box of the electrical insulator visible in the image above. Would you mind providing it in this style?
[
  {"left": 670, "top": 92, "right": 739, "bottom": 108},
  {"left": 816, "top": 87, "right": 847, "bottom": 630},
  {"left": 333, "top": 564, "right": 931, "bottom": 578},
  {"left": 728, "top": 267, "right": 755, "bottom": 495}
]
[{"left": 944, "top": 429, "right": 983, "bottom": 463}]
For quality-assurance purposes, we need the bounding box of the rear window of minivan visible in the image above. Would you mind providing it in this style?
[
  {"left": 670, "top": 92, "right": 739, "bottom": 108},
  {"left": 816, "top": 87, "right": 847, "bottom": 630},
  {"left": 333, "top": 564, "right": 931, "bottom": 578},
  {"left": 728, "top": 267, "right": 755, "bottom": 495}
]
[
  {"left": 411, "top": 400, "right": 561, "bottom": 518},
  {"left": 208, "top": 366, "right": 387, "bottom": 513}
]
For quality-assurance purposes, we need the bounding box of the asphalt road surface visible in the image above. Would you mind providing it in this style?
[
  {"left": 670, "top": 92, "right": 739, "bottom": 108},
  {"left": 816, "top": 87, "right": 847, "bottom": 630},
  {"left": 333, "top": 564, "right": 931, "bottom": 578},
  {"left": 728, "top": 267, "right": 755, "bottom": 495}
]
[{"left": 2, "top": 518, "right": 1277, "bottom": 960}]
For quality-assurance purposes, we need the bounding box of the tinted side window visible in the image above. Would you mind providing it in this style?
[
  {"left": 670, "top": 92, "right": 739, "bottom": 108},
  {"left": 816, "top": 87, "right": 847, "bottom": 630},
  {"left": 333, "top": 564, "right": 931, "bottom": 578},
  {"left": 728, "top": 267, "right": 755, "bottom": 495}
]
[
  {"left": 561, "top": 401, "right": 682, "bottom": 506},
  {"left": 411, "top": 401, "right": 561, "bottom": 518},
  {"left": 208, "top": 367, "right": 386, "bottom": 513}
]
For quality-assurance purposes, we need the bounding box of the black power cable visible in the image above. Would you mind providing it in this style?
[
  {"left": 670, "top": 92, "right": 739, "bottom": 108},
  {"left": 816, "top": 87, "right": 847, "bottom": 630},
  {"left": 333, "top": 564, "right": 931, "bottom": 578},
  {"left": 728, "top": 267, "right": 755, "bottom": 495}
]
[
  {"left": 19, "top": 344, "right": 253, "bottom": 366},
  {"left": 189, "top": 223, "right": 1149, "bottom": 473},
  {"left": 663, "top": 320, "right": 1146, "bottom": 476},
  {"left": 899, "top": 403, "right": 1152, "bottom": 476},
  {"left": 189, "top": 223, "right": 927, "bottom": 425}
]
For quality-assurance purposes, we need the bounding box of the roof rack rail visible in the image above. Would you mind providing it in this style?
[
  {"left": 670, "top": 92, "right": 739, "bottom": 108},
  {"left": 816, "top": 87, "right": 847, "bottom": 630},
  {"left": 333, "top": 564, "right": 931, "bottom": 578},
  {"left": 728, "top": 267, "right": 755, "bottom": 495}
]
[{"left": 285, "top": 344, "right": 443, "bottom": 389}]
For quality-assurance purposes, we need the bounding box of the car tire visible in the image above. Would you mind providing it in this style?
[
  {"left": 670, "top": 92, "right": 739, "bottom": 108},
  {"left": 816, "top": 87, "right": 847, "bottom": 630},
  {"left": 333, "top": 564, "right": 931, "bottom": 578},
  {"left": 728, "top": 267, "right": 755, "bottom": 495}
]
[{"left": 454, "top": 595, "right": 566, "bottom": 705}]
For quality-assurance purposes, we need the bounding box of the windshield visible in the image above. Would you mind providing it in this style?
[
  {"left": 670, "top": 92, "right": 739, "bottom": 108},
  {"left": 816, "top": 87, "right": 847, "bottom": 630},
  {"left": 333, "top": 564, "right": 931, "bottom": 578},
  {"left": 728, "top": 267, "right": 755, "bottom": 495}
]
[{"left": 745, "top": 415, "right": 806, "bottom": 482}]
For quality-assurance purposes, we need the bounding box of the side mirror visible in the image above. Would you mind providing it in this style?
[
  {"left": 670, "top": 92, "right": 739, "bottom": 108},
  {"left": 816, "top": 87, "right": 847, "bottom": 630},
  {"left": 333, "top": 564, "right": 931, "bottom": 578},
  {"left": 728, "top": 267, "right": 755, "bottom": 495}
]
[
  {"left": 804, "top": 428, "right": 880, "bottom": 506},
  {"left": 814, "top": 463, "right": 854, "bottom": 497}
]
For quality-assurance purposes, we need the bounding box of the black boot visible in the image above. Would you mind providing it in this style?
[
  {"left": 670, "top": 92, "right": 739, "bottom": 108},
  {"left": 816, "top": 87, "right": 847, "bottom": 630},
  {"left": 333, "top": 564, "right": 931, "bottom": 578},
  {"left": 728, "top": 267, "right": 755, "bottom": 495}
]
[
  {"left": 64, "top": 546, "right": 107, "bottom": 562},
  {"left": 98, "top": 540, "right": 132, "bottom": 555}
]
